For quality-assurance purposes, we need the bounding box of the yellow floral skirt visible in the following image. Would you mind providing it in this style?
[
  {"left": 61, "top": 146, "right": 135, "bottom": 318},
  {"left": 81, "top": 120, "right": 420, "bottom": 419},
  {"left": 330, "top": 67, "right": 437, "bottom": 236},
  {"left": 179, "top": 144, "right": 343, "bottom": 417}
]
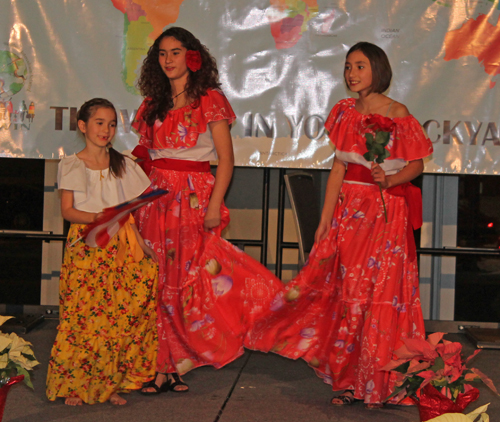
[{"left": 46, "top": 223, "right": 158, "bottom": 404}]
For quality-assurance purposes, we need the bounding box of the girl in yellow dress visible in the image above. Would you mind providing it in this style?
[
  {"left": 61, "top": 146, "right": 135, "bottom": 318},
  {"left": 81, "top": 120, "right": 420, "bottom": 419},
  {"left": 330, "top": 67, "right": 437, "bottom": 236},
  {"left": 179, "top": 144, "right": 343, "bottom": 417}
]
[{"left": 46, "top": 98, "right": 158, "bottom": 406}]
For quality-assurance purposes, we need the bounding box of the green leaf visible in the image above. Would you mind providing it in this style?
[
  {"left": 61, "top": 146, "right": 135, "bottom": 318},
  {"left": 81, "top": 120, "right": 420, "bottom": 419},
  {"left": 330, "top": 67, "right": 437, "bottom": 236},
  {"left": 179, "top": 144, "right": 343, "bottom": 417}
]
[
  {"left": 394, "top": 361, "right": 411, "bottom": 374},
  {"left": 16, "top": 366, "right": 33, "bottom": 389},
  {"left": 373, "top": 145, "right": 386, "bottom": 159},
  {"left": 375, "top": 149, "right": 391, "bottom": 164},
  {"left": 385, "top": 386, "right": 404, "bottom": 402},
  {"left": 433, "top": 378, "right": 448, "bottom": 387},
  {"left": 365, "top": 133, "right": 374, "bottom": 144},
  {"left": 375, "top": 130, "right": 390, "bottom": 145},
  {"left": 363, "top": 152, "right": 375, "bottom": 162},
  {"left": 430, "top": 356, "right": 445, "bottom": 372},
  {"left": 406, "top": 377, "right": 425, "bottom": 398},
  {"left": 384, "top": 379, "right": 410, "bottom": 401},
  {"left": 21, "top": 353, "right": 37, "bottom": 362}
]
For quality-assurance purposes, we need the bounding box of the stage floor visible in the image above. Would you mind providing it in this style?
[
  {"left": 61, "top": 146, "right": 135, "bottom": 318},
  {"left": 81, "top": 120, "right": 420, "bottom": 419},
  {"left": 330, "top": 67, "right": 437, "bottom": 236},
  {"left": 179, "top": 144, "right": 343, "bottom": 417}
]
[{"left": 3, "top": 320, "right": 500, "bottom": 422}]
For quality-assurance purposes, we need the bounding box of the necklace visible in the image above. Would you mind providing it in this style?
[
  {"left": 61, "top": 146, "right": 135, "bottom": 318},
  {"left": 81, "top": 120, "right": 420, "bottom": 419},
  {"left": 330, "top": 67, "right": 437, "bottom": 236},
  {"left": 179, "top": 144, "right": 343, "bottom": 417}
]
[{"left": 172, "top": 89, "right": 186, "bottom": 99}]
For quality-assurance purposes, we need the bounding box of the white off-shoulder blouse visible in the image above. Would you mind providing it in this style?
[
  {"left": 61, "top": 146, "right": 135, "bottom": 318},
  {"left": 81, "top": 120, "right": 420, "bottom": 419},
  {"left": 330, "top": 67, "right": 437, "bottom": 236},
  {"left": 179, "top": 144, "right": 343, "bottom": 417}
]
[{"left": 57, "top": 154, "right": 151, "bottom": 212}]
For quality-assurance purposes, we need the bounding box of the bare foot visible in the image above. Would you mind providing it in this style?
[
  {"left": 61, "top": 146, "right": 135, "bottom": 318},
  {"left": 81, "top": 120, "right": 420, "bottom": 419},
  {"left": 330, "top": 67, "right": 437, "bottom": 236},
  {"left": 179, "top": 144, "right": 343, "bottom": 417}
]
[
  {"left": 109, "top": 393, "right": 127, "bottom": 405},
  {"left": 141, "top": 373, "right": 168, "bottom": 394},
  {"left": 64, "top": 397, "right": 83, "bottom": 406}
]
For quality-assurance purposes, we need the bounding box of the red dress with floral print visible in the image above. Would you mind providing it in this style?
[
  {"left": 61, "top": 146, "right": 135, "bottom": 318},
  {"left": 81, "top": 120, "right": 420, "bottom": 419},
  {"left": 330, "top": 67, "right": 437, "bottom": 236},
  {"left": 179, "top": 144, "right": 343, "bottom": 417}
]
[
  {"left": 133, "top": 89, "right": 282, "bottom": 375},
  {"left": 248, "top": 98, "right": 434, "bottom": 404}
]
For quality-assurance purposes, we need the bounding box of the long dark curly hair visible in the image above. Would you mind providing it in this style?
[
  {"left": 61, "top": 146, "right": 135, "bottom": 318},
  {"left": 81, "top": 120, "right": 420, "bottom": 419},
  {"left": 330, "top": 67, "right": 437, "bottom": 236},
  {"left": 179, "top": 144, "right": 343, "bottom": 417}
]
[{"left": 136, "top": 27, "right": 221, "bottom": 126}]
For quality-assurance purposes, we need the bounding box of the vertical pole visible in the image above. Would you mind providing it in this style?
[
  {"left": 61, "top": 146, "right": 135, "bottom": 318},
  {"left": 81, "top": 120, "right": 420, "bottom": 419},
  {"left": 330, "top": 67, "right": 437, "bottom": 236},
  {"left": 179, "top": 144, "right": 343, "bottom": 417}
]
[
  {"left": 261, "top": 168, "right": 270, "bottom": 266},
  {"left": 431, "top": 175, "right": 444, "bottom": 320},
  {"left": 275, "top": 169, "right": 286, "bottom": 277}
]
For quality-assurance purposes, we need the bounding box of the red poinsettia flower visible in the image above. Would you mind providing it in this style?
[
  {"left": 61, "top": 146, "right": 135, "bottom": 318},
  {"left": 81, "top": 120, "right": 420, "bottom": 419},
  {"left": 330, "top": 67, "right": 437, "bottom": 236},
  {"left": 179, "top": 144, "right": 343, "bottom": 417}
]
[
  {"left": 381, "top": 332, "right": 499, "bottom": 405},
  {"left": 186, "top": 50, "right": 202, "bottom": 72},
  {"left": 383, "top": 332, "right": 444, "bottom": 371}
]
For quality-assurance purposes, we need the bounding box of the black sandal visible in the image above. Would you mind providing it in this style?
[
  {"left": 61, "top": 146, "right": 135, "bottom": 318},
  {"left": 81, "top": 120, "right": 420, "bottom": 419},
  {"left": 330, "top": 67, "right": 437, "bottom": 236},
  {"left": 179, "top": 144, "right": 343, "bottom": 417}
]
[
  {"left": 168, "top": 373, "right": 189, "bottom": 393},
  {"left": 140, "top": 373, "right": 171, "bottom": 395},
  {"left": 331, "top": 391, "right": 355, "bottom": 406}
]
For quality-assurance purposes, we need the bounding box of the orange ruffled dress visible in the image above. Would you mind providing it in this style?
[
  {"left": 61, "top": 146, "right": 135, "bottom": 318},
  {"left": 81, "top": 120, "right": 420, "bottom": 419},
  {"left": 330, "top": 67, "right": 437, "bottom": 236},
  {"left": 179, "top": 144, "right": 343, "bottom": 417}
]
[
  {"left": 248, "top": 98, "right": 434, "bottom": 404},
  {"left": 132, "top": 89, "right": 282, "bottom": 375}
]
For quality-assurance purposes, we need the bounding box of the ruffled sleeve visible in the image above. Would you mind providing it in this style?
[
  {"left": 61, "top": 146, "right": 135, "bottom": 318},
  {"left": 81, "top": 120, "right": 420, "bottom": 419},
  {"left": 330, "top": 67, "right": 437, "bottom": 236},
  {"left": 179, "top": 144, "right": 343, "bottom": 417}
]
[
  {"left": 131, "top": 98, "right": 154, "bottom": 148},
  {"left": 195, "top": 88, "right": 236, "bottom": 133},
  {"left": 57, "top": 155, "right": 87, "bottom": 194},
  {"left": 324, "top": 98, "right": 351, "bottom": 136},
  {"left": 135, "top": 89, "right": 236, "bottom": 150},
  {"left": 325, "top": 98, "right": 433, "bottom": 162},
  {"left": 176, "top": 88, "right": 236, "bottom": 148},
  {"left": 390, "top": 116, "right": 434, "bottom": 161},
  {"left": 121, "top": 158, "right": 151, "bottom": 197},
  {"left": 118, "top": 157, "right": 151, "bottom": 198},
  {"left": 58, "top": 155, "right": 151, "bottom": 212}
]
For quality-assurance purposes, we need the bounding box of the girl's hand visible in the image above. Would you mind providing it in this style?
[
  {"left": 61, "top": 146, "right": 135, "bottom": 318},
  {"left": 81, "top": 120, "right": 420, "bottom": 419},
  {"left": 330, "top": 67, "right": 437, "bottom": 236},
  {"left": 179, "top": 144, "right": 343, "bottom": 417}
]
[
  {"left": 314, "top": 219, "right": 330, "bottom": 243},
  {"left": 93, "top": 212, "right": 104, "bottom": 222},
  {"left": 141, "top": 243, "right": 158, "bottom": 263},
  {"left": 371, "top": 162, "right": 389, "bottom": 189},
  {"left": 204, "top": 205, "right": 221, "bottom": 231},
  {"left": 130, "top": 222, "right": 158, "bottom": 262}
]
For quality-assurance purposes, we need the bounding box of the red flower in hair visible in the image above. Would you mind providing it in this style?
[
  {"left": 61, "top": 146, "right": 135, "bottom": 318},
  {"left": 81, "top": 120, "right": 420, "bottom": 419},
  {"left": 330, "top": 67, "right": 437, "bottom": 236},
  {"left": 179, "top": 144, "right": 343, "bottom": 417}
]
[{"left": 186, "top": 50, "right": 202, "bottom": 72}]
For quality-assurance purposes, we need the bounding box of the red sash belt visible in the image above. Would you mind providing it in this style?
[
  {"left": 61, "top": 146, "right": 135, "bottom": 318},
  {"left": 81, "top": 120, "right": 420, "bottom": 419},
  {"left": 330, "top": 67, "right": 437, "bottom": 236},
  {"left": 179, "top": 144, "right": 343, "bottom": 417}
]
[
  {"left": 344, "top": 163, "right": 422, "bottom": 261},
  {"left": 132, "top": 145, "right": 211, "bottom": 176}
]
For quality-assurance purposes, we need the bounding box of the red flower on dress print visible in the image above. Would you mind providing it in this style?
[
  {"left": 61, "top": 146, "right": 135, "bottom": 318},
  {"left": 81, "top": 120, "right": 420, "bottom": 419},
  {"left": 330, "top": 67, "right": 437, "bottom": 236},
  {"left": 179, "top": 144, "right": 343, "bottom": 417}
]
[{"left": 186, "top": 50, "right": 202, "bottom": 72}]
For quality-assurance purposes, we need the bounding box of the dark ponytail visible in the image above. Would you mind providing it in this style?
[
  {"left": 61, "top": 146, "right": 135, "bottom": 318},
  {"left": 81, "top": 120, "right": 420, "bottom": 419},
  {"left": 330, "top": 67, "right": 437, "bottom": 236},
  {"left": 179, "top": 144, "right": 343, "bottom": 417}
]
[
  {"left": 77, "top": 98, "right": 126, "bottom": 178},
  {"left": 107, "top": 144, "right": 126, "bottom": 179}
]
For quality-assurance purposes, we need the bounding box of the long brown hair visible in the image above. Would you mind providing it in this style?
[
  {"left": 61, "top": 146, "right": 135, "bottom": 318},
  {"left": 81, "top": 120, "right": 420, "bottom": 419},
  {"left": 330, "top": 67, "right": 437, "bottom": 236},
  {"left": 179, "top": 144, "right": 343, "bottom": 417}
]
[
  {"left": 136, "top": 27, "right": 221, "bottom": 126},
  {"left": 77, "top": 98, "right": 126, "bottom": 178}
]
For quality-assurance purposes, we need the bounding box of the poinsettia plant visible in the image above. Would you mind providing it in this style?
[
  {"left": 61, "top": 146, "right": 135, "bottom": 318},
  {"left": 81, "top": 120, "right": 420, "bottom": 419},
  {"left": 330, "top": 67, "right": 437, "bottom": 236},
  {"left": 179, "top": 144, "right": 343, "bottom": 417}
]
[
  {"left": 363, "top": 114, "right": 396, "bottom": 223},
  {"left": 382, "top": 332, "right": 498, "bottom": 404},
  {"left": 0, "top": 316, "right": 39, "bottom": 389},
  {"left": 426, "top": 403, "right": 490, "bottom": 422}
]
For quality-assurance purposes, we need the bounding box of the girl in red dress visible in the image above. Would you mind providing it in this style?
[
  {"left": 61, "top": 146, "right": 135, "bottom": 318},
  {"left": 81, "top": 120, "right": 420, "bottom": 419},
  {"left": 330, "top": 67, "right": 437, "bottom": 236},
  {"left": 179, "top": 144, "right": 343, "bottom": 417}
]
[
  {"left": 249, "top": 42, "right": 434, "bottom": 407},
  {"left": 132, "top": 27, "right": 281, "bottom": 394}
]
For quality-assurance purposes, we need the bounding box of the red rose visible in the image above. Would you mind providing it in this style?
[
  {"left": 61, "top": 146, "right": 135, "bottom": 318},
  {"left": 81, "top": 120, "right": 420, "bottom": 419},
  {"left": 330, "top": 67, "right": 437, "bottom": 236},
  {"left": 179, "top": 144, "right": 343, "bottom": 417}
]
[
  {"left": 186, "top": 50, "right": 202, "bottom": 72},
  {"left": 365, "top": 114, "right": 395, "bottom": 132}
]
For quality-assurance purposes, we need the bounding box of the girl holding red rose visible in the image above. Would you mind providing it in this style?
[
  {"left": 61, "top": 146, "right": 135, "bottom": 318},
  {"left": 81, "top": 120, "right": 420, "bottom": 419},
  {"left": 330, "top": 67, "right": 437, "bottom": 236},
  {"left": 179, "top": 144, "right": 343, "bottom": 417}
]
[
  {"left": 132, "top": 27, "right": 282, "bottom": 395},
  {"left": 248, "top": 42, "right": 434, "bottom": 408}
]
